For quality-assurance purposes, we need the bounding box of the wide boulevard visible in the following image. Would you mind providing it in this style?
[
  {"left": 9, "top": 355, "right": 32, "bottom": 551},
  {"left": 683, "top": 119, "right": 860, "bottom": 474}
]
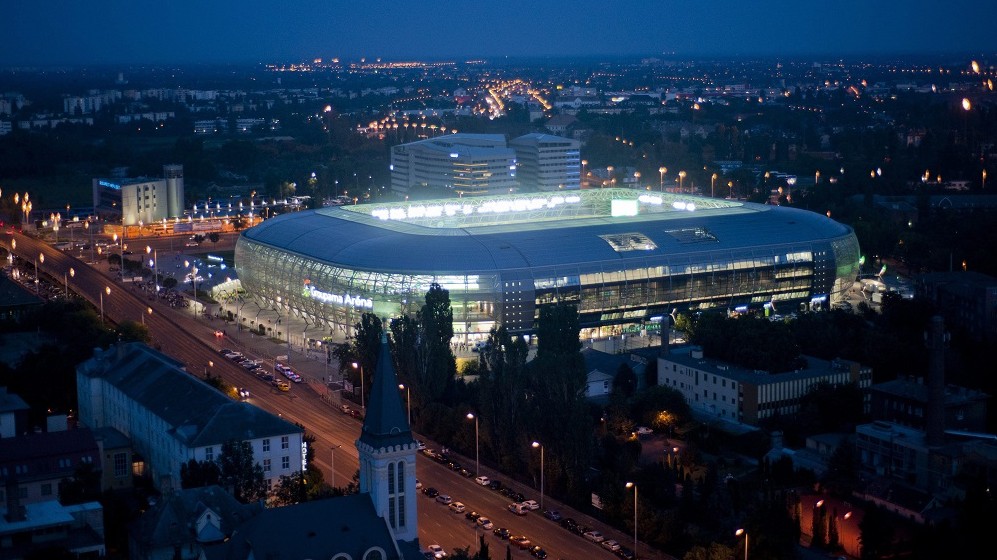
[{"left": 6, "top": 229, "right": 662, "bottom": 560}]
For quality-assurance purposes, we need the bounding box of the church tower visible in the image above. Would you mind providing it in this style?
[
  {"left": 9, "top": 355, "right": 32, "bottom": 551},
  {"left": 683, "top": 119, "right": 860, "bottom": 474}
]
[{"left": 356, "top": 331, "right": 419, "bottom": 544}]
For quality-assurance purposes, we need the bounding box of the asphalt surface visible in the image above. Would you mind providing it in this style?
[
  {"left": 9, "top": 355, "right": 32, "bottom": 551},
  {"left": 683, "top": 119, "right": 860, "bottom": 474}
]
[{"left": 4, "top": 228, "right": 671, "bottom": 560}]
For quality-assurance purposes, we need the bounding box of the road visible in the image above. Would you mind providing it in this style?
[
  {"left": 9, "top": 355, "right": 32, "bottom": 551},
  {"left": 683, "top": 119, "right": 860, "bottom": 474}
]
[{"left": 4, "top": 229, "right": 667, "bottom": 560}]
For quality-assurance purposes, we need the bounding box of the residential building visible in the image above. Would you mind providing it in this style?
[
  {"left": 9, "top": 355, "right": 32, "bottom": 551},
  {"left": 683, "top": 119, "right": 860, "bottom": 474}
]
[
  {"left": 0, "top": 500, "right": 105, "bottom": 559},
  {"left": 914, "top": 271, "right": 997, "bottom": 342},
  {"left": 75, "top": 342, "right": 304, "bottom": 492},
  {"left": 509, "top": 133, "right": 581, "bottom": 192},
  {"left": 389, "top": 133, "right": 517, "bottom": 197},
  {"left": 0, "top": 388, "right": 29, "bottom": 439},
  {"left": 0, "top": 428, "right": 99, "bottom": 507},
  {"left": 869, "top": 376, "right": 989, "bottom": 434},
  {"left": 657, "top": 346, "right": 872, "bottom": 426}
]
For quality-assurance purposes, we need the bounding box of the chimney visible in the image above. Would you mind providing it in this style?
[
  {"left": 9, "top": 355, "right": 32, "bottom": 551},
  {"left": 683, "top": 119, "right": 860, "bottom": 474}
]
[
  {"left": 924, "top": 315, "right": 948, "bottom": 446},
  {"left": 4, "top": 477, "right": 26, "bottom": 523}
]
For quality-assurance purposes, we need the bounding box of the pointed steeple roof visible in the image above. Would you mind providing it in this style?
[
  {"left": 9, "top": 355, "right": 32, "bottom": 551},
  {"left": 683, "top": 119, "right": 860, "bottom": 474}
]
[{"left": 358, "top": 331, "right": 414, "bottom": 449}]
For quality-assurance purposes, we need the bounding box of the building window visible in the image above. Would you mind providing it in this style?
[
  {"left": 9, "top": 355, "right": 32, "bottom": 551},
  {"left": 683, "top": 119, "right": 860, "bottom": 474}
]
[
  {"left": 263, "top": 458, "right": 271, "bottom": 472},
  {"left": 114, "top": 452, "right": 127, "bottom": 477},
  {"left": 281, "top": 436, "right": 289, "bottom": 450},
  {"left": 388, "top": 463, "right": 395, "bottom": 493},
  {"left": 263, "top": 439, "right": 270, "bottom": 452},
  {"left": 205, "top": 446, "right": 214, "bottom": 462},
  {"left": 282, "top": 456, "right": 289, "bottom": 470}
]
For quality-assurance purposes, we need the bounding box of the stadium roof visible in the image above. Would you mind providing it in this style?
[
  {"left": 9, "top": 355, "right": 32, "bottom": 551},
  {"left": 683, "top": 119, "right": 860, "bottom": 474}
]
[{"left": 239, "top": 188, "right": 853, "bottom": 275}]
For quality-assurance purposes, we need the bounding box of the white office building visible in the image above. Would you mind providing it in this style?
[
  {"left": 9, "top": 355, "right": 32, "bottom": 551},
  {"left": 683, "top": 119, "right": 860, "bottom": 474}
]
[
  {"left": 76, "top": 343, "right": 305, "bottom": 492},
  {"left": 509, "top": 133, "right": 581, "bottom": 191},
  {"left": 390, "top": 133, "right": 518, "bottom": 197},
  {"left": 92, "top": 164, "right": 184, "bottom": 225},
  {"left": 658, "top": 345, "right": 872, "bottom": 426}
]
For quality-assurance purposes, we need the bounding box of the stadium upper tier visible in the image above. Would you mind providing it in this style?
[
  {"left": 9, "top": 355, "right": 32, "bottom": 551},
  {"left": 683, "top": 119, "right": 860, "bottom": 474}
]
[{"left": 235, "top": 188, "right": 860, "bottom": 340}]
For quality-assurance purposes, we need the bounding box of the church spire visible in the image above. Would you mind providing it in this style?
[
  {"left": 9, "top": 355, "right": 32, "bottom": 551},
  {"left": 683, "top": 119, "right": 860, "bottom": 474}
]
[{"left": 358, "top": 331, "right": 414, "bottom": 450}]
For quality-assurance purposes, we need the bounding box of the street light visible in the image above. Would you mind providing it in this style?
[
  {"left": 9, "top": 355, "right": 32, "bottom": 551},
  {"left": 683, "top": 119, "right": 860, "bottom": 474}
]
[
  {"left": 399, "top": 383, "right": 411, "bottom": 426},
  {"left": 100, "top": 286, "right": 110, "bottom": 325},
  {"left": 678, "top": 170, "right": 687, "bottom": 193},
  {"left": 659, "top": 166, "right": 667, "bottom": 191},
  {"left": 467, "top": 412, "right": 479, "bottom": 476},
  {"left": 606, "top": 166, "right": 614, "bottom": 188},
  {"left": 141, "top": 306, "right": 152, "bottom": 326},
  {"left": 330, "top": 444, "right": 342, "bottom": 488},
  {"left": 352, "top": 362, "right": 365, "bottom": 410},
  {"left": 35, "top": 253, "right": 44, "bottom": 294},
  {"left": 65, "top": 267, "right": 74, "bottom": 297},
  {"left": 711, "top": 173, "right": 718, "bottom": 198},
  {"left": 736, "top": 528, "right": 748, "bottom": 560},
  {"left": 626, "top": 482, "right": 638, "bottom": 558},
  {"left": 531, "top": 441, "right": 544, "bottom": 511}
]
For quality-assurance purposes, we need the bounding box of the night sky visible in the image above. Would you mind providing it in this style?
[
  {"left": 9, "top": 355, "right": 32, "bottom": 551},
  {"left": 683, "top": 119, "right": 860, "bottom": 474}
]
[{"left": 5, "top": 0, "right": 997, "bottom": 66}]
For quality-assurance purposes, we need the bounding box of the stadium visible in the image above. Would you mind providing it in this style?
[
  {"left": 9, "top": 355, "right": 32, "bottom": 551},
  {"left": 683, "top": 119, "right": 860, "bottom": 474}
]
[{"left": 233, "top": 188, "right": 860, "bottom": 342}]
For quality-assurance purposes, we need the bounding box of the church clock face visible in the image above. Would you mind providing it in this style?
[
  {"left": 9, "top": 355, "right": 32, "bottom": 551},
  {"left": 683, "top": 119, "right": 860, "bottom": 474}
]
[{"left": 363, "top": 549, "right": 384, "bottom": 560}]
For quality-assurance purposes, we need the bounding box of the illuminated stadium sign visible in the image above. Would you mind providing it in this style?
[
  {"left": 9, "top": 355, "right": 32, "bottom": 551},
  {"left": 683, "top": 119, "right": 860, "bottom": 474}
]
[{"left": 302, "top": 282, "right": 373, "bottom": 309}]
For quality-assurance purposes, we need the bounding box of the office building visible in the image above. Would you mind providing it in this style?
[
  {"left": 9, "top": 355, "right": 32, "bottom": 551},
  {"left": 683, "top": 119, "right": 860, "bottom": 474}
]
[
  {"left": 390, "top": 133, "right": 517, "bottom": 197},
  {"left": 509, "top": 133, "right": 581, "bottom": 192},
  {"left": 92, "top": 164, "right": 185, "bottom": 225}
]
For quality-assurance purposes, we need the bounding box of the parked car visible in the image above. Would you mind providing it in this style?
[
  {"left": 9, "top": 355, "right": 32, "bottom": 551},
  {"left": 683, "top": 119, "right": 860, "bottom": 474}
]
[
  {"left": 559, "top": 517, "right": 578, "bottom": 532},
  {"left": 426, "top": 544, "right": 447, "bottom": 558},
  {"left": 510, "top": 535, "right": 531, "bottom": 549},
  {"left": 520, "top": 499, "right": 540, "bottom": 511},
  {"left": 583, "top": 530, "right": 606, "bottom": 543},
  {"left": 476, "top": 517, "right": 493, "bottom": 530},
  {"left": 508, "top": 502, "right": 528, "bottom": 515},
  {"left": 416, "top": 479, "right": 423, "bottom": 489},
  {"left": 487, "top": 479, "right": 503, "bottom": 491},
  {"left": 615, "top": 546, "right": 636, "bottom": 560},
  {"left": 474, "top": 475, "right": 490, "bottom": 486},
  {"left": 528, "top": 545, "right": 548, "bottom": 559},
  {"left": 465, "top": 511, "right": 481, "bottom": 522},
  {"left": 493, "top": 527, "right": 510, "bottom": 539},
  {"left": 602, "top": 539, "right": 621, "bottom": 551},
  {"left": 423, "top": 487, "right": 439, "bottom": 498},
  {"left": 542, "top": 509, "right": 561, "bottom": 521},
  {"left": 635, "top": 426, "right": 653, "bottom": 435},
  {"left": 449, "top": 501, "right": 466, "bottom": 513},
  {"left": 340, "top": 404, "right": 352, "bottom": 414},
  {"left": 435, "top": 494, "right": 452, "bottom": 505}
]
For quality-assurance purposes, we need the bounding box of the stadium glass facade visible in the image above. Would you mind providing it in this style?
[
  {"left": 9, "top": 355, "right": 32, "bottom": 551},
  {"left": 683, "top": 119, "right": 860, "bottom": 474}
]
[{"left": 234, "top": 189, "right": 860, "bottom": 342}]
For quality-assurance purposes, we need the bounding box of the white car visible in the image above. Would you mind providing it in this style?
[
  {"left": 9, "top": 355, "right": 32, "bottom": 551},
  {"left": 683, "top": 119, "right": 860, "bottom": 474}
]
[
  {"left": 635, "top": 426, "right": 653, "bottom": 435},
  {"left": 474, "top": 475, "right": 490, "bottom": 486},
  {"left": 602, "top": 539, "right": 621, "bottom": 551},
  {"left": 448, "top": 501, "right": 466, "bottom": 513},
  {"left": 583, "top": 530, "right": 605, "bottom": 543},
  {"left": 476, "top": 517, "right": 494, "bottom": 530},
  {"left": 435, "top": 494, "right": 452, "bottom": 505},
  {"left": 426, "top": 544, "right": 447, "bottom": 558},
  {"left": 520, "top": 499, "right": 540, "bottom": 510}
]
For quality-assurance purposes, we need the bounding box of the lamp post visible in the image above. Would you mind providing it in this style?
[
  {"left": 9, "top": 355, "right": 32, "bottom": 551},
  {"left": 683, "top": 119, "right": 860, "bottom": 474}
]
[
  {"left": 678, "top": 171, "right": 687, "bottom": 193},
  {"left": 352, "top": 362, "right": 365, "bottom": 410},
  {"left": 711, "top": 173, "right": 718, "bottom": 198},
  {"left": 100, "top": 286, "right": 110, "bottom": 325},
  {"left": 147, "top": 245, "right": 157, "bottom": 285},
  {"left": 330, "top": 444, "right": 342, "bottom": 488},
  {"left": 531, "top": 441, "right": 544, "bottom": 511},
  {"left": 35, "top": 253, "right": 43, "bottom": 294},
  {"left": 736, "top": 528, "right": 748, "bottom": 560},
  {"left": 606, "top": 166, "right": 614, "bottom": 188},
  {"left": 467, "top": 412, "right": 479, "bottom": 476},
  {"left": 659, "top": 166, "right": 667, "bottom": 191},
  {"left": 626, "top": 482, "right": 638, "bottom": 558},
  {"left": 581, "top": 160, "right": 588, "bottom": 187},
  {"left": 142, "top": 306, "right": 151, "bottom": 326},
  {"left": 399, "top": 383, "right": 411, "bottom": 426},
  {"left": 65, "top": 267, "right": 74, "bottom": 297}
]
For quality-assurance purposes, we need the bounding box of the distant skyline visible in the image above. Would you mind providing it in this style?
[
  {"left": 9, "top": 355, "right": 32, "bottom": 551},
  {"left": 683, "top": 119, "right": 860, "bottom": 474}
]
[{"left": 5, "top": 1, "right": 997, "bottom": 67}]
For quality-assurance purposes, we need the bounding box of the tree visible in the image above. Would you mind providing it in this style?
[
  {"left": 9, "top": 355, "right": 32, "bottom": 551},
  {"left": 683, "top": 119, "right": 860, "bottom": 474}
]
[
  {"left": 208, "top": 232, "right": 220, "bottom": 245},
  {"left": 271, "top": 472, "right": 307, "bottom": 506},
  {"left": 180, "top": 458, "right": 221, "bottom": 489},
  {"left": 613, "top": 363, "right": 637, "bottom": 397},
  {"left": 58, "top": 463, "right": 101, "bottom": 505},
  {"left": 218, "top": 440, "right": 267, "bottom": 503},
  {"left": 162, "top": 277, "right": 178, "bottom": 290},
  {"left": 478, "top": 326, "right": 530, "bottom": 471},
  {"left": 116, "top": 319, "right": 151, "bottom": 344},
  {"left": 859, "top": 505, "right": 895, "bottom": 559}
]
